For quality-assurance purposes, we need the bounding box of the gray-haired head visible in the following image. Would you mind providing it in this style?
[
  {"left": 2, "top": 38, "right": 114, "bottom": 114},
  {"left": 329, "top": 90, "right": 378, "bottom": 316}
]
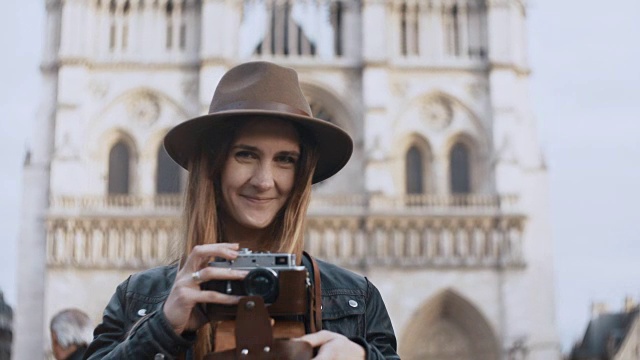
[{"left": 50, "top": 308, "right": 93, "bottom": 348}]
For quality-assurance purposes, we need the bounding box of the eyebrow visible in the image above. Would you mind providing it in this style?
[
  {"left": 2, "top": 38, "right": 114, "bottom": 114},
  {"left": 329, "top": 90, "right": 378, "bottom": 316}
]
[
  {"left": 231, "top": 144, "right": 300, "bottom": 157},
  {"left": 232, "top": 144, "right": 259, "bottom": 152},
  {"left": 278, "top": 150, "right": 300, "bottom": 158}
]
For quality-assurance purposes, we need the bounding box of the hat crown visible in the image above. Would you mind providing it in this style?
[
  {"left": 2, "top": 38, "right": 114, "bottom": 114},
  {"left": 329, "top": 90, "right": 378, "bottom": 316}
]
[{"left": 209, "top": 62, "right": 312, "bottom": 117}]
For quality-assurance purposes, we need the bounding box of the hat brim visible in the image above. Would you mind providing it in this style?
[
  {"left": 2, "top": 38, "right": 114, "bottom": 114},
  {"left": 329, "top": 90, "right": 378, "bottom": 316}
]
[{"left": 164, "top": 109, "right": 354, "bottom": 184}]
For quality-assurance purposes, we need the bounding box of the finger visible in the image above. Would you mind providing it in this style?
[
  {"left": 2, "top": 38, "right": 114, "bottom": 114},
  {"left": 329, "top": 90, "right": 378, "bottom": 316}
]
[
  {"left": 183, "top": 243, "right": 240, "bottom": 270},
  {"left": 166, "top": 282, "right": 243, "bottom": 308},
  {"left": 174, "top": 270, "right": 247, "bottom": 290},
  {"left": 197, "top": 267, "right": 248, "bottom": 282},
  {"left": 298, "top": 330, "right": 335, "bottom": 348},
  {"left": 193, "top": 290, "right": 243, "bottom": 305}
]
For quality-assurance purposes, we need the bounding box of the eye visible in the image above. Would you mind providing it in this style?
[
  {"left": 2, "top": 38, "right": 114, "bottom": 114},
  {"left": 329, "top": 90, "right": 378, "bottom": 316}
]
[
  {"left": 234, "top": 150, "right": 257, "bottom": 160},
  {"left": 275, "top": 154, "right": 298, "bottom": 165}
]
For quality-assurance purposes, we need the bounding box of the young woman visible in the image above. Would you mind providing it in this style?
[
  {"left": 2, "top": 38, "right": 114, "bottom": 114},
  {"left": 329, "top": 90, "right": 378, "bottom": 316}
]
[{"left": 84, "top": 62, "right": 399, "bottom": 359}]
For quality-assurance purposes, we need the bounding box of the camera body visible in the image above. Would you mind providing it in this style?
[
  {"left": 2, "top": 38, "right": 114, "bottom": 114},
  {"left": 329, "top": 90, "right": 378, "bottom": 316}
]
[
  {"left": 210, "top": 248, "right": 300, "bottom": 271},
  {"left": 201, "top": 249, "right": 310, "bottom": 320}
]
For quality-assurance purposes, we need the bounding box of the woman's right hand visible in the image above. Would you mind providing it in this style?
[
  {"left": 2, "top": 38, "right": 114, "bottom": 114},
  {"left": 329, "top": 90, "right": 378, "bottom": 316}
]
[{"left": 163, "top": 243, "right": 248, "bottom": 335}]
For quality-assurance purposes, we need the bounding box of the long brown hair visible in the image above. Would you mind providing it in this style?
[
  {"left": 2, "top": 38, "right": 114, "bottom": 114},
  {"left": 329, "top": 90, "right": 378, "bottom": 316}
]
[{"left": 179, "top": 118, "right": 319, "bottom": 357}]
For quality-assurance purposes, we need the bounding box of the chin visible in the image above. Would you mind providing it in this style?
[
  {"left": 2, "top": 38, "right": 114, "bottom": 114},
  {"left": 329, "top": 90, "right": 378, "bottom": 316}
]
[{"left": 241, "top": 216, "right": 276, "bottom": 230}]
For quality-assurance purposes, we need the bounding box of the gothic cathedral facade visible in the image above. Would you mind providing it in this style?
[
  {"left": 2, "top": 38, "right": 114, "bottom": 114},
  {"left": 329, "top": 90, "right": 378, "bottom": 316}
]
[{"left": 16, "top": 0, "right": 560, "bottom": 359}]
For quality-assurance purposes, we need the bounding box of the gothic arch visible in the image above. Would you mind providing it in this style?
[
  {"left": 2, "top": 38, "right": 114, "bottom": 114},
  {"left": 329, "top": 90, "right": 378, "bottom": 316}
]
[
  {"left": 400, "top": 289, "right": 500, "bottom": 360},
  {"left": 445, "top": 132, "right": 481, "bottom": 194},
  {"left": 156, "top": 142, "right": 183, "bottom": 194},
  {"left": 145, "top": 128, "right": 186, "bottom": 195},
  {"left": 299, "top": 82, "right": 355, "bottom": 137},
  {"left": 100, "top": 129, "right": 138, "bottom": 195},
  {"left": 392, "top": 91, "right": 491, "bottom": 194},
  {"left": 398, "top": 133, "right": 434, "bottom": 194},
  {"left": 99, "top": 128, "right": 138, "bottom": 165},
  {"left": 88, "top": 87, "right": 190, "bottom": 157},
  {"left": 96, "top": 87, "right": 190, "bottom": 123},
  {"left": 400, "top": 91, "right": 488, "bottom": 138}
]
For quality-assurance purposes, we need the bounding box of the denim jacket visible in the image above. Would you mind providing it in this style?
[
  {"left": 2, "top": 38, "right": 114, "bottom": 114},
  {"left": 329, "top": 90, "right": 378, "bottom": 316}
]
[{"left": 83, "top": 258, "right": 399, "bottom": 360}]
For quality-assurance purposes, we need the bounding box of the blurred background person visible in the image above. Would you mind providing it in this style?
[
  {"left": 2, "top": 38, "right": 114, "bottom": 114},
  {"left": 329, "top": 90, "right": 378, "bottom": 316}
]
[{"left": 49, "top": 309, "right": 93, "bottom": 360}]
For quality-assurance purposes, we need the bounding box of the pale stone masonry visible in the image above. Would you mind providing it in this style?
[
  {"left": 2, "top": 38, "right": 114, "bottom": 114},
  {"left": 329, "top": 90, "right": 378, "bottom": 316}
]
[{"left": 16, "top": 0, "right": 560, "bottom": 359}]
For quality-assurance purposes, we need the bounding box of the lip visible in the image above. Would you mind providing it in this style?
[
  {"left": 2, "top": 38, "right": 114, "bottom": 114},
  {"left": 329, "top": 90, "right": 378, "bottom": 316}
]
[{"left": 240, "top": 195, "right": 274, "bottom": 203}]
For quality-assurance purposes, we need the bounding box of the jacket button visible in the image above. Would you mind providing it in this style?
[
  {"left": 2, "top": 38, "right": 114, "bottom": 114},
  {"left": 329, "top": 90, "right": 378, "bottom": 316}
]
[
  {"left": 154, "top": 354, "right": 165, "bottom": 360},
  {"left": 137, "top": 309, "right": 147, "bottom": 316},
  {"left": 348, "top": 300, "right": 358, "bottom": 308}
]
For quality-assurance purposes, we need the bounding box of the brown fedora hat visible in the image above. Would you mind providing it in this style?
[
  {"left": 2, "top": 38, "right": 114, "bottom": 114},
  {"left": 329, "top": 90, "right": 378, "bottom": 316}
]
[{"left": 164, "top": 61, "right": 353, "bottom": 183}]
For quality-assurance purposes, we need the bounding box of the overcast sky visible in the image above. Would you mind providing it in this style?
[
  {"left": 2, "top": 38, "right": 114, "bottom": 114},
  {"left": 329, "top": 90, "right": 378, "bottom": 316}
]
[{"left": 1, "top": 0, "right": 638, "bottom": 353}]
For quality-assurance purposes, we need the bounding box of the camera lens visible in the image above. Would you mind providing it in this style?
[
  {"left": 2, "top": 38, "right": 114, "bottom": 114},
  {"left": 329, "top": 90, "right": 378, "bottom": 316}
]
[{"left": 243, "top": 268, "right": 279, "bottom": 304}]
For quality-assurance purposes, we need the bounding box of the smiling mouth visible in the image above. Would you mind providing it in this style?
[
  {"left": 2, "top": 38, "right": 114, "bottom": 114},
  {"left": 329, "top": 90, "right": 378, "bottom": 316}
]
[{"left": 241, "top": 195, "right": 274, "bottom": 203}]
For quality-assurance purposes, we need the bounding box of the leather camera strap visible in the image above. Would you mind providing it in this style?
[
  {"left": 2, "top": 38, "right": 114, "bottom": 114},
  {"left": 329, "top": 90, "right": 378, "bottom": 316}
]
[
  {"left": 203, "top": 339, "right": 312, "bottom": 360},
  {"left": 304, "top": 251, "right": 323, "bottom": 333},
  {"left": 235, "top": 296, "right": 273, "bottom": 351}
]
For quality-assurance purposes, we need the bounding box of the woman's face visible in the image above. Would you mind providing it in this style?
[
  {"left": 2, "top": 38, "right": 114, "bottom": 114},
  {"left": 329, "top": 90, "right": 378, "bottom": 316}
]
[{"left": 220, "top": 117, "right": 300, "bottom": 231}]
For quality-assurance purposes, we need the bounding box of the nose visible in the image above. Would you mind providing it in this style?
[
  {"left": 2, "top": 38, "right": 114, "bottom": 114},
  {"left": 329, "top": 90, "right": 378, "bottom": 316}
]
[{"left": 249, "top": 163, "right": 275, "bottom": 191}]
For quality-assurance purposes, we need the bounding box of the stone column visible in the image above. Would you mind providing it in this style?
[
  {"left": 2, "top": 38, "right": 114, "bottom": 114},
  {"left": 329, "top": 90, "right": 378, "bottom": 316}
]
[
  {"left": 342, "top": 0, "right": 361, "bottom": 61},
  {"left": 487, "top": 1, "right": 561, "bottom": 358},
  {"left": 14, "top": 1, "right": 61, "bottom": 358},
  {"left": 431, "top": 0, "right": 444, "bottom": 61}
]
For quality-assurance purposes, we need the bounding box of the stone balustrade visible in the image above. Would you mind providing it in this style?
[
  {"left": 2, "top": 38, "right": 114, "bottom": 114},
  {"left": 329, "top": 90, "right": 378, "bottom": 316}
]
[
  {"left": 46, "top": 217, "right": 181, "bottom": 269},
  {"left": 50, "top": 195, "right": 183, "bottom": 214},
  {"left": 306, "top": 216, "right": 524, "bottom": 268},
  {"left": 50, "top": 193, "right": 517, "bottom": 215},
  {"left": 46, "top": 194, "right": 524, "bottom": 269}
]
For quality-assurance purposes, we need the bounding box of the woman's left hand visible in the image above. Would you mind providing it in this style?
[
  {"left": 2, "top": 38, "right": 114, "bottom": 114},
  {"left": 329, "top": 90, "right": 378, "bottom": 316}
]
[{"left": 298, "top": 330, "right": 365, "bottom": 360}]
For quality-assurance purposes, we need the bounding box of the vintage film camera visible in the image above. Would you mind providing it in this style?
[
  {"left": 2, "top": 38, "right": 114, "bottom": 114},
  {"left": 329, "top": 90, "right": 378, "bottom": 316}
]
[
  {"left": 201, "top": 249, "right": 317, "bottom": 358},
  {"left": 201, "top": 249, "right": 310, "bottom": 318}
]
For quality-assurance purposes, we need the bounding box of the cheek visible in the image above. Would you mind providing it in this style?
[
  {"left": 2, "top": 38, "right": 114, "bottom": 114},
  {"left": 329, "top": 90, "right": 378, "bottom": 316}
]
[
  {"left": 276, "top": 169, "right": 296, "bottom": 195},
  {"left": 221, "top": 161, "right": 245, "bottom": 191}
]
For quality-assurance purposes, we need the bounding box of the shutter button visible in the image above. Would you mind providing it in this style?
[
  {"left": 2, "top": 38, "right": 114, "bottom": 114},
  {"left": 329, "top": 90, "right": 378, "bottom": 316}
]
[{"left": 348, "top": 300, "right": 358, "bottom": 308}]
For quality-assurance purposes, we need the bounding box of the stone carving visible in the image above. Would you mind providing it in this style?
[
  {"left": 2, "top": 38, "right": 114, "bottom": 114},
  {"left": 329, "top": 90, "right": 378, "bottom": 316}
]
[
  {"left": 55, "top": 132, "right": 77, "bottom": 160},
  {"left": 468, "top": 82, "right": 486, "bottom": 99},
  {"left": 127, "top": 92, "right": 161, "bottom": 125},
  {"left": 391, "top": 79, "right": 407, "bottom": 97},
  {"left": 422, "top": 96, "right": 453, "bottom": 130},
  {"left": 88, "top": 80, "right": 109, "bottom": 99}
]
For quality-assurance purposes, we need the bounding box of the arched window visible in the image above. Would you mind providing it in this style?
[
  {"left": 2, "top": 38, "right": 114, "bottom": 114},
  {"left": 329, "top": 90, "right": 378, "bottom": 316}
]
[
  {"left": 445, "top": 4, "right": 460, "bottom": 57},
  {"left": 255, "top": 1, "right": 316, "bottom": 56},
  {"left": 468, "top": 2, "right": 487, "bottom": 58},
  {"left": 450, "top": 142, "right": 470, "bottom": 194},
  {"left": 108, "top": 141, "right": 131, "bottom": 194},
  {"left": 330, "top": 1, "right": 344, "bottom": 56},
  {"left": 120, "top": 0, "right": 131, "bottom": 50},
  {"left": 442, "top": 1, "right": 488, "bottom": 59},
  {"left": 166, "top": 0, "right": 174, "bottom": 49},
  {"left": 399, "top": 2, "right": 419, "bottom": 56},
  {"left": 156, "top": 145, "right": 182, "bottom": 194},
  {"left": 122, "top": 0, "right": 130, "bottom": 50},
  {"left": 400, "top": 3, "right": 408, "bottom": 56},
  {"left": 406, "top": 145, "right": 424, "bottom": 194},
  {"left": 108, "top": 0, "right": 117, "bottom": 51}
]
